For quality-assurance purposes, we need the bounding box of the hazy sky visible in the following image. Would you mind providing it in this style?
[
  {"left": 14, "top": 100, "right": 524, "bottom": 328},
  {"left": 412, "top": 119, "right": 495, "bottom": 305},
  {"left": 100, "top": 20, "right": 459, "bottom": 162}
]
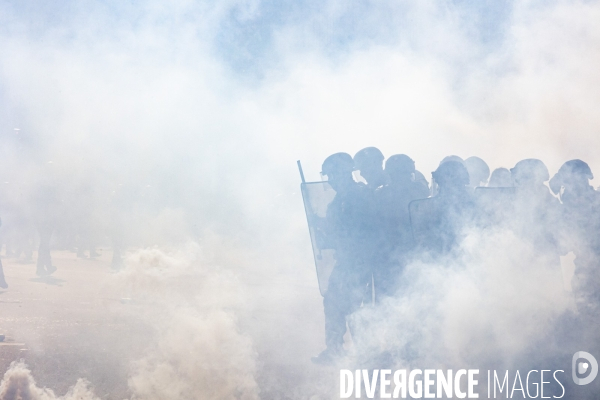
[{"left": 0, "top": 0, "right": 599, "bottom": 232}]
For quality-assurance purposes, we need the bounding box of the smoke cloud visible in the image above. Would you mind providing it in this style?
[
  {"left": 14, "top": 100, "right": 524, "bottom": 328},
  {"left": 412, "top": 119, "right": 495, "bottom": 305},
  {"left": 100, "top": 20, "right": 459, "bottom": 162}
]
[{"left": 1, "top": 0, "right": 600, "bottom": 398}]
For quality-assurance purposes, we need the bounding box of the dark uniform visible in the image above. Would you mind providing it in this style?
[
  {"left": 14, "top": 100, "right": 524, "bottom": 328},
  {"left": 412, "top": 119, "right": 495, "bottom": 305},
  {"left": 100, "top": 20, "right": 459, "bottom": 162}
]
[
  {"left": 550, "top": 160, "right": 600, "bottom": 313},
  {"left": 410, "top": 161, "right": 476, "bottom": 257},
  {"left": 510, "top": 159, "right": 562, "bottom": 275},
  {"left": 352, "top": 147, "right": 387, "bottom": 306},
  {"left": 312, "top": 153, "right": 372, "bottom": 365},
  {"left": 374, "top": 154, "right": 429, "bottom": 300},
  {"left": 0, "top": 217, "right": 7, "bottom": 289}
]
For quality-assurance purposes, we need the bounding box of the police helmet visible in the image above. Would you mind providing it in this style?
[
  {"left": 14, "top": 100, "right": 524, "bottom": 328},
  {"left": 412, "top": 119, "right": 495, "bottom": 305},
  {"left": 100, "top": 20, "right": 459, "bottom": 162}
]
[
  {"left": 465, "top": 156, "right": 490, "bottom": 182},
  {"left": 432, "top": 161, "right": 469, "bottom": 188},
  {"left": 385, "top": 154, "right": 415, "bottom": 174},
  {"left": 354, "top": 147, "right": 384, "bottom": 169},
  {"left": 549, "top": 159, "right": 593, "bottom": 194},
  {"left": 321, "top": 153, "right": 354, "bottom": 176},
  {"left": 511, "top": 159, "right": 549, "bottom": 185}
]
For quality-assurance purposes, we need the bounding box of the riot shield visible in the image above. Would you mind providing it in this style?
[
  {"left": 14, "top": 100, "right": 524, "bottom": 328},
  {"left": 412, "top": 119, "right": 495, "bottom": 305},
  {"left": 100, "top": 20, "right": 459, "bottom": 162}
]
[
  {"left": 474, "top": 187, "right": 515, "bottom": 227},
  {"left": 300, "top": 181, "right": 337, "bottom": 296},
  {"left": 409, "top": 194, "right": 479, "bottom": 254},
  {"left": 409, "top": 197, "right": 444, "bottom": 252}
]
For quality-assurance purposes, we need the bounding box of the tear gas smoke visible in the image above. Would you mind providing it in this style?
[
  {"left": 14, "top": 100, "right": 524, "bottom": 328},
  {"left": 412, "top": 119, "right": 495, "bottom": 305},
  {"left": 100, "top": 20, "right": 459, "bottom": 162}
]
[
  {"left": 1, "top": 0, "right": 600, "bottom": 399},
  {"left": 1, "top": 243, "right": 259, "bottom": 400}
]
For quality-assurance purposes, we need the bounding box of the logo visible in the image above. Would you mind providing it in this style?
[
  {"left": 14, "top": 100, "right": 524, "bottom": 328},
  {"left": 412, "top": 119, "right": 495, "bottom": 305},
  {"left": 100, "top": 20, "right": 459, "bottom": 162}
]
[{"left": 572, "top": 351, "right": 598, "bottom": 385}]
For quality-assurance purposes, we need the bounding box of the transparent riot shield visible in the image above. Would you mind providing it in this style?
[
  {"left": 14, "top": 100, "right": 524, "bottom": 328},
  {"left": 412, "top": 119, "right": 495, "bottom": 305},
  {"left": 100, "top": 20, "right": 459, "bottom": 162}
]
[
  {"left": 300, "top": 181, "right": 337, "bottom": 296},
  {"left": 474, "top": 187, "right": 515, "bottom": 227},
  {"left": 408, "top": 197, "right": 444, "bottom": 251},
  {"left": 409, "top": 195, "right": 480, "bottom": 254}
]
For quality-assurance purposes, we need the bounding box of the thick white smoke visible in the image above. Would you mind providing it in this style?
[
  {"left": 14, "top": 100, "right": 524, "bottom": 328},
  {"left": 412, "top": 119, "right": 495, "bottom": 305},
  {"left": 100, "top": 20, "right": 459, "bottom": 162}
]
[
  {"left": 0, "top": 361, "right": 98, "bottom": 400},
  {"left": 1, "top": 242, "right": 259, "bottom": 400},
  {"left": 354, "top": 227, "right": 570, "bottom": 365},
  {"left": 117, "top": 244, "right": 259, "bottom": 400},
  {"left": 1, "top": 0, "right": 599, "bottom": 398}
]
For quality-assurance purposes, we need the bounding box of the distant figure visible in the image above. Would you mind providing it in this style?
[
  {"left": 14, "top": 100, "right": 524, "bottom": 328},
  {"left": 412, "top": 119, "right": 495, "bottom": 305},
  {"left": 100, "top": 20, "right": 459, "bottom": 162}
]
[
  {"left": 488, "top": 167, "right": 513, "bottom": 188},
  {"left": 0, "top": 262, "right": 6, "bottom": 289},
  {"left": 430, "top": 155, "right": 465, "bottom": 196},
  {"left": 312, "top": 153, "right": 372, "bottom": 365},
  {"left": 0, "top": 217, "right": 7, "bottom": 289},
  {"left": 410, "top": 161, "right": 475, "bottom": 257},
  {"left": 353, "top": 147, "right": 386, "bottom": 189},
  {"left": 72, "top": 181, "right": 100, "bottom": 259},
  {"left": 353, "top": 147, "right": 386, "bottom": 305},
  {"left": 510, "top": 159, "right": 562, "bottom": 272},
  {"left": 440, "top": 155, "right": 465, "bottom": 165},
  {"left": 33, "top": 180, "right": 60, "bottom": 276},
  {"left": 465, "top": 156, "right": 490, "bottom": 189},
  {"left": 374, "top": 155, "right": 429, "bottom": 300},
  {"left": 413, "top": 170, "right": 430, "bottom": 193},
  {"left": 550, "top": 160, "right": 600, "bottom": 311}
]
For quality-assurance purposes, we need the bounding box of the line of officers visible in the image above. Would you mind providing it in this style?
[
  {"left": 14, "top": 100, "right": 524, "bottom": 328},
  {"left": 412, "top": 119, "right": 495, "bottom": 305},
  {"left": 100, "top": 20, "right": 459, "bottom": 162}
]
[{"left": 309, "top": 147, "right": 600, "bottom": 365}]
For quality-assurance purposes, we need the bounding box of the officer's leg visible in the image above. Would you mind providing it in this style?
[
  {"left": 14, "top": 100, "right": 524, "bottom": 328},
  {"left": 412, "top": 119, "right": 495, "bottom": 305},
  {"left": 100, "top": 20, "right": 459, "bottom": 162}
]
[
  {"left": 322, "top": 265, "right": 350, "bottom": 352},
  {"left": 36, "top": 225, "right": 55, "bottom": 275},
  {"left": 0, "top": 259, "right": 7, "bottom": 289},
  {"left": 314, "top": 264, "right": 369, "bottom": 364}
]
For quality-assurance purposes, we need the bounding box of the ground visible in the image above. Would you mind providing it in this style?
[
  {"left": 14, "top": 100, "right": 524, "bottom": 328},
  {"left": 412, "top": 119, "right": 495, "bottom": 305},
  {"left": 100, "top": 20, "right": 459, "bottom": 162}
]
[
  {"left": 0, "top": 249, "right": 336, "bottom": 399},
  {"left": 0, "top": 250, "right": 153, "bottom": 398}
]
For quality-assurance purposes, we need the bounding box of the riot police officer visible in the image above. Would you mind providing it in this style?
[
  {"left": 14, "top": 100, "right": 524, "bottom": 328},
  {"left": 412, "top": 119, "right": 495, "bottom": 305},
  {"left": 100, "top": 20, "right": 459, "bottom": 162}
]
[
  {"left": 550, "top": 160, "right": 600, "bottom": 312},
  {"left": 488, "top": 167, "right": 512, "bottom": 188},
  {"left": 410, "top": 161, "right": 475, "bottom": 257},
  {"left": 510, "top": 159, "right": 562, "bottom": 275},
  {"left": 0, "top": 217, "right": 6, "bottom": 289},
  {"left": 465, "top": 156, "right": 490, "bottom": 189},
  {"left": 312, "top": 153, "right": 372, "bottom": 365},
  {"left": 353, "top": 147, "right": 386, "bottom": 190},
  {"left": 374, "top": 154, "right": 429, "bottom": 299}
]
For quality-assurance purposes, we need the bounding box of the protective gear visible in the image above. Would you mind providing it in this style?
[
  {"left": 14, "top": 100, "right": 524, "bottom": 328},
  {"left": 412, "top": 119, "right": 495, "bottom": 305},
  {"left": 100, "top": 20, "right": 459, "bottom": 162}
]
[
  {"left": 321, "top": 152, "right": 354, "bottom": 177},
  {"left": 488, "top": 167, "right": 512, "bottom": 188},
  {"left": 432, "top": 161, "right": 470, "bottom": 189},
  {"left": 306, "top": 154, "right": 374, "bottom": 363},
  {"left": 413, "top": 170, "right": 430, "bottom": 191},
  {"left": 549, "top": 159, "right": 593, "bottom": 195},
  {"left": 511, "top": 159, "right": 549, "bottom": 186},
  {"left": 374, "top": 159, "right": 428, "bottom": 300},
  {"left": 439, "top": 155, "right": 464, "bottom": 165},
  {"left": 353, "top": 147, "right": 384, "bottom": 169},
  {"left": 354, "top": 147, "right": 386, "bottom": 189},
  {"left": 410, "top": 162, "right": 475, "bottom": 257},
  {"left": 385, "top": 154, "right": 415, "bottom": 175},
  {"left": 300, "top": 180, "right": 338, "bottom": 295},
  {"left": 430, "top": 156, "right": 466, "bottom": 196},
  {"left": 550, "top": 160, "right": 600, "bottom": 313},
  {"left": 474, "top": 187, "right": 515, "bottom": 227},
  {"left": 465, "top": 156, "right": 490, "bottom": 188}
]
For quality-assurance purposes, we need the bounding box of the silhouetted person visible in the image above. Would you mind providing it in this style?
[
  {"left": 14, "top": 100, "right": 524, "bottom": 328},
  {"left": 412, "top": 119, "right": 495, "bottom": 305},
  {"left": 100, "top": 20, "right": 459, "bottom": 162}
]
[
  {"left": 374, "top": 155, "right": 429, "bottom": 300},
  {"left": 413, "top": 170, "right": 430, "bottom": 193},
  {"left": 0, "top": 262, "right": 6, "bottom": 289},
  {"left": 312, "top": 153, "right": 371, "bottom": 365},
  {"left": 510, "top": 159, "right": 562, "bottom": 275},
  {"left": 488, "top": 167, "right": 512, "bottom": 188},
  {"left": 465, "top": 156, "right": 490, "bottom": 189},
  {"left": 550, "top": 160, "right": 600, "bottom": 312},
  {"left": 410, "top": 161, "right": 475, "bottom": 257},
  {"left": 354, "top": 147, "right": 386, "bottom": 189},
  {"left": 33, "top": 177, "right": 60, "bottom": 276},
  {"left": 353, "top": 147, "right": 386, "bottom": 304},
  {"left": 430, "top": 155, "right": 465, "bottom": 196},
  {"left": 72, "top": 180, "right": 100, "bottom": 259},
  {"left": 0, "top": 217, "right": 7, "bottom": 289}
]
